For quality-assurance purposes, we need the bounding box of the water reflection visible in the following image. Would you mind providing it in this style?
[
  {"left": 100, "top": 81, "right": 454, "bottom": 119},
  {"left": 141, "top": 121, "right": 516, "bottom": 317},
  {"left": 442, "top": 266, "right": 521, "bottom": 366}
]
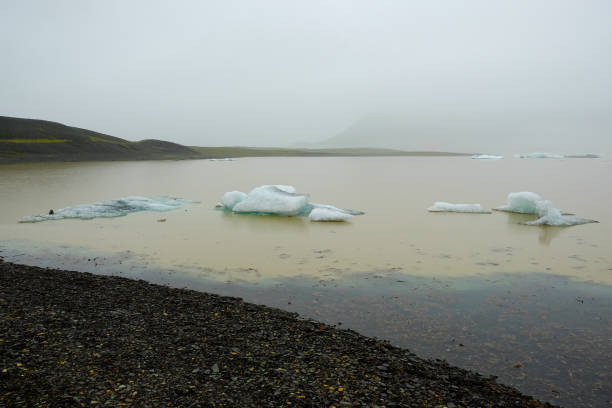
[
  {"left": 192, "top": 270, "right": 611, "bottom": 408},
  {"left": 502, "top": 212, "right": 568, "bottom": 245},
  {"left": 220, "top": 211, "right": 310, "bottom": 231},
  {"left": 538, "top": 226, "right": 565, "bottom": 245}
]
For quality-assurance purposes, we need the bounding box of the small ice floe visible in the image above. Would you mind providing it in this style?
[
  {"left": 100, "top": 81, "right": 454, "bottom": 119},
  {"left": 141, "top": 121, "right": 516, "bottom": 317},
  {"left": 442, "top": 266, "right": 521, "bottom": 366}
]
[
  {"left": 217, "top": 185, "right": 363, "bottom": 222},
  {"left": 209, "top": 158, "right": 235, "bottom": 161},
  {"left": 20, "top": 196, "right": 194, "bottom": 223},
  {"left": 428, "top": 202, "right": 491, "bottom": 214},
  {"left": 494, "top": 192, "right": 597, "bottom": 226},
  {"left": 514, "top": 152, "right": 564, "bottom": 159},
  {"left": 472, "top": 154, "right": 504, "bottom": 160},
  {"left": 309, "top": 207, "right": 353, "bottom": 222},
  {"left": 564, "top": 154, "right": 600, "bottom": 159}
]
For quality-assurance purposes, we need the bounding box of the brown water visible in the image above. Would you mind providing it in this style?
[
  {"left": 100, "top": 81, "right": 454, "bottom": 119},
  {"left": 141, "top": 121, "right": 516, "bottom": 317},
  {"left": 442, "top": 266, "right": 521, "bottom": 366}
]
[
  {"left": 1, "top": 157, "right": 611, "bottom": 407},
  {"left": 0, "top": 157, "right": 611, "bottom": 284}
]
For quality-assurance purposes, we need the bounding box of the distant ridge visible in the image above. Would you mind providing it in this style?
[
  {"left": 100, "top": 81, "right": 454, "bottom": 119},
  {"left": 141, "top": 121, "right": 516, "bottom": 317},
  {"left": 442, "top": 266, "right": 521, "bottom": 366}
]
[
  {"left": 0, "top": 116, "right": 201, "bottom": 163},
  {"left": 0, "top": 116, "right": 473, "bottom": 164}
]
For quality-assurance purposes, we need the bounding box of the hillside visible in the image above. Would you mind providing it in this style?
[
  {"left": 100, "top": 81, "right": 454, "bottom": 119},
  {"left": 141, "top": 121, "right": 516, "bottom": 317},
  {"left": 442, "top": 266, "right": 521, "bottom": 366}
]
[
  {"left": 0, "top": 116, "right": 472, "bottom": 164},
  {"left": 0, "top": 116, "right": 202, "bottom": 163},
  {"left": 311, "top": 114, "right": 612, "bottom": 155}
]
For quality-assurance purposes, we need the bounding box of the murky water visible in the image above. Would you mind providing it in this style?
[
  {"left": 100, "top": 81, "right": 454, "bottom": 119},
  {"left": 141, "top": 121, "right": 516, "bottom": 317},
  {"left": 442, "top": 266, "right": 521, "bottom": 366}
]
[{"left": 1, "top": 157, "right": 611, "bottom": 406}]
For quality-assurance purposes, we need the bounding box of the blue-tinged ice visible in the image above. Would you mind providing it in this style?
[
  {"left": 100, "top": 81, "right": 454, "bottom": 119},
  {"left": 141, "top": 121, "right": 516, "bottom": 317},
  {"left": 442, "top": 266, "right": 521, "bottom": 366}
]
[
  {"left": 230, "top": 185, "right": 310, "bottom": 216},
  {"left": 495, "top": 192, "right": 543, "bottom": 214},
  {"left": 20, "top": 196, "right": 194, "bottom": 223},
  {"left": 217, "top": 185, "right": 363, "bottom": 221},
  {"left": 219, "top": 191, "right": 248, "bottom": 210},
  {"left": 472, "top": 154, "right": 504, "bottom": 160},
  {"left": 428, "top": 202, "right": 491, "bottom": 214},
  {"left": 514, "top": 152, "right": 564, "bottom": 159},
  {"left": 309, "top": 208, "right": 353, "bottom": 222},
  {"left": 495, "top": 192, "right": 597, "bottom": 226},
  {"left": 310, "top": 203, "right": 364, "bottom": 216}
]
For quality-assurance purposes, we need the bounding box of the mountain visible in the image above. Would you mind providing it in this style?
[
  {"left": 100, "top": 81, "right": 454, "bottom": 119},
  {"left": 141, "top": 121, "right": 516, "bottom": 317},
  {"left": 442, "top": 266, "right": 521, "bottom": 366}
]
[
  {"left": 312, "top": 113, "right": 612, "bottom": 155},
  {"left": 0, "top": 116, "right": 201, "bottom": 163}
]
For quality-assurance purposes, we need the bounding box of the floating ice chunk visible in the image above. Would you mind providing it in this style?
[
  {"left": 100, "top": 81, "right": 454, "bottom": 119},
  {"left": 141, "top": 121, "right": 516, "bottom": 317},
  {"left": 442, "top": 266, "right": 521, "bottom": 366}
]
[
  {"left": 495, "top": 192, "right": 597, "bottom": 226},
  {"left": 494, "top": 192, "right": 542, "bottom": 214},
  {"left": 472, "top": 155, "right": 504, "bottom": 160},
  {"left": 20, "top": 196, "right": 193, "bottom": 223},
  {"left": 209, "top": 158, "right": 235, "bottom": 161},
  {"left": 231, "top": 185, "right": 311, "bottom": 216},
  {"left": 515, "top": 152, "right": 564, "bottom": 159},
  {"left": 525, "top": 213, "right": 597, "bottom": 226},
  {"left": 309, "top": 208, "right": 353, "bottom": 222},
  {"left": 564, "top": 154, "right": 600, "bottom": 159},
  {"left": 428, "top": 202, "right": 491, "bottom": 213},
  {"left": 217, "top": 185, "right": 364, "bottom": 219},
  {"left": 219, "top": 191, "right": 248, "bottom": 210},
  {"left": 311, "top": 203, "right": 365, "bottom": 216}
]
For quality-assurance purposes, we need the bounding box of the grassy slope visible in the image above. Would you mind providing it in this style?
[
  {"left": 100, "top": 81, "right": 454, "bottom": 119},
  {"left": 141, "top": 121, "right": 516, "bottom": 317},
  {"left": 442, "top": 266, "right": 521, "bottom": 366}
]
[
  {"left": 0, "top": 116, "right": 201, "bottom": 163},
  {"left": 0, "top": 116, "right": 472, "bottom": 164}
]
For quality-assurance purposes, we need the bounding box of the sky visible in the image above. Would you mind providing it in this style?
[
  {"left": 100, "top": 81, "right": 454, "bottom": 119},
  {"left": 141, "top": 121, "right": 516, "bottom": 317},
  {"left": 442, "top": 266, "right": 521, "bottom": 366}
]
[{"left": 1, "top": 0, "right": 611, "bottom": 152}]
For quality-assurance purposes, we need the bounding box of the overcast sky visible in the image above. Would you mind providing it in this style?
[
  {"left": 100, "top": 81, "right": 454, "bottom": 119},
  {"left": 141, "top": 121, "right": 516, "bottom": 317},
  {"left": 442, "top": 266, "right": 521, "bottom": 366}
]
[{"left": 1, "top": 0, "right": 611, "bottom": 151}]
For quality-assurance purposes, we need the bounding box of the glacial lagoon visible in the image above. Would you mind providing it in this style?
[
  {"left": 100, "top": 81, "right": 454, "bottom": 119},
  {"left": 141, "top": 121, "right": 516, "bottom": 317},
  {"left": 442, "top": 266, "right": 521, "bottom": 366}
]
[{"left": 1, "top": 156, "right": 611, "bottom": 407}]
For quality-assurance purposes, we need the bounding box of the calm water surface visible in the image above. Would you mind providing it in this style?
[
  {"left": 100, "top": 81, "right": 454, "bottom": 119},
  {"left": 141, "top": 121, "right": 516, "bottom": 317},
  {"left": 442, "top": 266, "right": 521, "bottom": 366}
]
[{"left": 1, "top": 157, "right": 611, "bottom": 407}]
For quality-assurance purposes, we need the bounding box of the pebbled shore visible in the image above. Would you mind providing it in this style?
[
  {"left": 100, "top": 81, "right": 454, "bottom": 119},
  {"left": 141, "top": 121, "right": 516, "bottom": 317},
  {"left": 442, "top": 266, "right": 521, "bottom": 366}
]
[{"left": 0, "top": 259, "right": 558, "bottom": 407}]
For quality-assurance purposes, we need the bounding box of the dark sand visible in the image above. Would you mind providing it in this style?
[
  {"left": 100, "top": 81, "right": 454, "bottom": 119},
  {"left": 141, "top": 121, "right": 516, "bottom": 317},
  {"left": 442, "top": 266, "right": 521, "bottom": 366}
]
[{"left": 0, "top": 259, "right": 557, "bottom": 407}]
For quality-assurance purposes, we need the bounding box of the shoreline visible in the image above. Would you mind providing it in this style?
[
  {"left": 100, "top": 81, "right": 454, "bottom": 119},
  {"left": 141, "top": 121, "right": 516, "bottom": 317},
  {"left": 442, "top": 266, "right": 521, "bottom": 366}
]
[{"left": 0, "top": 259, "right": 557, "bottom": 407}]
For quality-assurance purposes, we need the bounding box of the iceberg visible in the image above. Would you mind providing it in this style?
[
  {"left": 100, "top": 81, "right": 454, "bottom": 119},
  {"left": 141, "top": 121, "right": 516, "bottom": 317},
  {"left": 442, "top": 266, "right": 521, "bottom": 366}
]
[
  {"left": 515, "top": 153, "right": 564, "bottom": 159},
  {"left": 472, "top": 155, "right": 504, "bottom": 160},
  {"left": 309, "top": 208, "right": 353, "bottom": 222},
  {"left": 20, "top": 196, "right": 193, "bottom": 223},
  {"left": 495, "top": 192, "right": 597, "bottom": 226},
  {"left": 428, "top": 202, "right": 491, "bottom": 214},
  {"left": 229, "top": 185, "right": 311, "bottom": 216},
  {"left": 494, "top": 192, "right": 543, "bottom": 214},
  {"left": 219, "top": 191, "right": 248, "bottom": 210},
  {"left": 217, "top": 185, "right": 363, "bottom": 221}
]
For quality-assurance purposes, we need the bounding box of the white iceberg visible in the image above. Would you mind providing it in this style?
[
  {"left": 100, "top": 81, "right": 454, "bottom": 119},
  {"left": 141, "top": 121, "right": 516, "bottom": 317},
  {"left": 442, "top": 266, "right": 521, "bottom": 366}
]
[
  {"left": 230, "top": 185, "right": 311, "bottom": 216},
  {"left": 217, "top": 185, "right": 363, "bottom": 221},
  {"left": 495, "top": 192, "right": 597, "bottom": 226},
  {"left": 524, "top": 201, "right": 596, "bottom": 226},
  {"left": 309, "top": 207, "right": 353, "bottom": 222},
  {"left": 219, "top": 191, "right": 248, "bottom": 210},
  {"left": 472, "top": 154, "right": 504, "bottom": 160},
  {"left": 494, "top": 192, "right": 543, "bottom": 214},
  {"left": 515, "top": 152, "right": 564, "bottom": 159},
  {"left": 20, "top": 196, "right": 193, "bottom": 223},
  {"left": 428, "top": 202, "right": 491, "bottom": 214}
]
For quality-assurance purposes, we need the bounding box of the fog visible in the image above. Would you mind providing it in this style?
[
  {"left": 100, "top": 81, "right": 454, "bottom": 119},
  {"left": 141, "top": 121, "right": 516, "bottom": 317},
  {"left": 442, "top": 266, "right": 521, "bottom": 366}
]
[{"left": 1, "top": 0, "right": 611, "bottom": 153}]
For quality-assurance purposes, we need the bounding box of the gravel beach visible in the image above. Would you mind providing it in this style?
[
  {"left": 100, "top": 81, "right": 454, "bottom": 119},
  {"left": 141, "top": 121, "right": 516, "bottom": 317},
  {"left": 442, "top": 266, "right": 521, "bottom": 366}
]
[{"left": 0, "top": 259, "right": 558, "bottom": 407}]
